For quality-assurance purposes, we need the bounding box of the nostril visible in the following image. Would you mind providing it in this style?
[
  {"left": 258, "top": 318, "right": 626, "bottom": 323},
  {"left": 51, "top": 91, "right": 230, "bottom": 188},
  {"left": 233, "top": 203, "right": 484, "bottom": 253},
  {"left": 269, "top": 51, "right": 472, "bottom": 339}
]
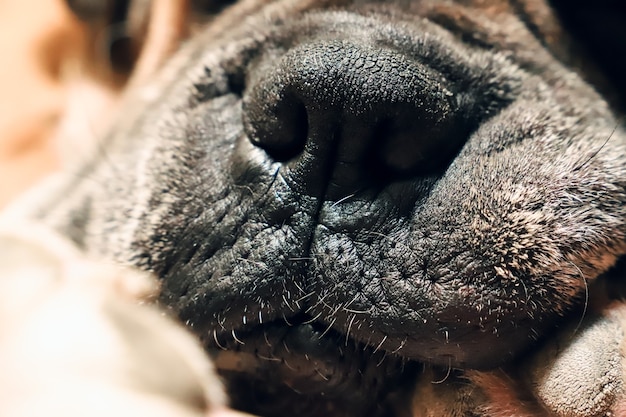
[
  {"left": 374, "top": 112, "right": 468, "bottom": 178},
  {"left": 243, "top": 92, "right": 309, "bottom": 162},
  {"left": 227, "top": 71, "right": 247, "bottom": 97}
]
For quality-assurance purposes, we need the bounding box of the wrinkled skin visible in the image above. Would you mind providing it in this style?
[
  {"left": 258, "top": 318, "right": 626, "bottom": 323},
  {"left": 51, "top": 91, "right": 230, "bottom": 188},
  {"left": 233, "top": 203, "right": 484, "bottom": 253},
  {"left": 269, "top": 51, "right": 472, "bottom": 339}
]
[{"left": 38, "top": 0, "right": 626, "bottom": 416}]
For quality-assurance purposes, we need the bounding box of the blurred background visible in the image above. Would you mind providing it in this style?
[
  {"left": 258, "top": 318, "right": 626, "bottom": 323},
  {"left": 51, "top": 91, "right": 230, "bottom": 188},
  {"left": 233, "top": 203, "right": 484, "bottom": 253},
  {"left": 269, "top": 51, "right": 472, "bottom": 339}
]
[{"left": 0, "top": 0, "right": 85, "bottom": 207}]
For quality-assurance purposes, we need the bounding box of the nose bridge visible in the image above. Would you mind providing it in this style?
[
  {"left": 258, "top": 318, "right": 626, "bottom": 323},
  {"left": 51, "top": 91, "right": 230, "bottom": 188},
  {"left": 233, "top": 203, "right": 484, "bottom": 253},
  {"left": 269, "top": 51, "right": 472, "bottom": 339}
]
[
  {"left": 286, "top": 42, "right": 428, "bottom": 113},
  {"left": 242, "top": 40, "right": 463, "bottom": 200},
  {"left": 250, "top": 40, "right": 451, "bottom": 120}
]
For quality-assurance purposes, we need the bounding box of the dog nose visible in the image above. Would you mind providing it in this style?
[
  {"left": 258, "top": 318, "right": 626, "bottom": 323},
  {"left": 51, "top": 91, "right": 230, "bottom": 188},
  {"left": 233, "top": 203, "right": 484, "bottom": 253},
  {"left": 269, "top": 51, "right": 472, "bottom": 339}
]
[{"left": 242, "top": 41, "right": 468, "bottom": 199}]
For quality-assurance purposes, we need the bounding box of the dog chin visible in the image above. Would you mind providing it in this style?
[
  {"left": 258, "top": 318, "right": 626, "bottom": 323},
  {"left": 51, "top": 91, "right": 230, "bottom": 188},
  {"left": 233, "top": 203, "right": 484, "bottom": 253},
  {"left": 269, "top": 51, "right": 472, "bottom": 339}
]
[{"left": 208, "top": 317, "right": 414, "bottom": 417}]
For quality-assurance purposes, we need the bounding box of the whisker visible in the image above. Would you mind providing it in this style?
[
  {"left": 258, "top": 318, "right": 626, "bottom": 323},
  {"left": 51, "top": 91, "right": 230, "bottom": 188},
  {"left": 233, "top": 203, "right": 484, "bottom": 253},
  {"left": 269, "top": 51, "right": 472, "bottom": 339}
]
[
  {"left": 573, "top": 121, "right": 620, "bottom": 171},
  {"left": 431, "top": 358, "right": 452, "bottom": 384},
  {"left": 302, "top": 311, "right": 323, "bottom": 324},
  {"left": 315, "top": 368, "right": 330, "bottom": 381},
  {"left": 372, "top": 335, "right": 388, "bottom": 354},
  {"left": 231, "top": 329, "right": 245, "bottom": 345},
  {"left": 317, "top": 317, "right": 337, "bottom": 339},
  {"left": 376, "top": 351, "right": 388, "bottom": 367},
  {"left": 331, "top": 192, "right": 357, "bottom": 207},
  {"left": 213, "top": 329, "right": 227, "bottom": 350},
  {"left": 257, "top": 353, "right": 281, "bottom": 362},
  {"left": 390, "top": 338, "right": 406, "bottom": 354},
  {"left": 345, "top": 314, "right": 356, "bottom": 346},
  {"left": 569, "top": 260, "right": 589, "bottom": 335}
]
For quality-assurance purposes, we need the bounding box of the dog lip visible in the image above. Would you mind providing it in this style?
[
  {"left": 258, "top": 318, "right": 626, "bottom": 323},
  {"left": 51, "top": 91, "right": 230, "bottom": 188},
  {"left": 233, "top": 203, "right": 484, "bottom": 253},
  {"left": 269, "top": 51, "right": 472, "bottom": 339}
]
[
  {"left": 211, "top": 320, "right": 352, "bottom": 393},
  {"left": 208, "top": 316, "right": 410, "bottom": 414}
]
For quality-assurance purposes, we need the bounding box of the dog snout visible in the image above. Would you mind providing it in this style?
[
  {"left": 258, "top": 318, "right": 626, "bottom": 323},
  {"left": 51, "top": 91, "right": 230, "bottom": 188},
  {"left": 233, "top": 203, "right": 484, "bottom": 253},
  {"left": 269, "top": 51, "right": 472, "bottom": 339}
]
[{"left": 242, "top": 40, "right": 469, "bottom": 199}]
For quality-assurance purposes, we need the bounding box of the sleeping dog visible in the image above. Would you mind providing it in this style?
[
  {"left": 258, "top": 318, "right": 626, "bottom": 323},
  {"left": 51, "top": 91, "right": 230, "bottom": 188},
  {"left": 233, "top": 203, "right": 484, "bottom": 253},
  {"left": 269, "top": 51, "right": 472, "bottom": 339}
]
[{"left": 15, "top": 0, "right": 626, "bottom": 416}]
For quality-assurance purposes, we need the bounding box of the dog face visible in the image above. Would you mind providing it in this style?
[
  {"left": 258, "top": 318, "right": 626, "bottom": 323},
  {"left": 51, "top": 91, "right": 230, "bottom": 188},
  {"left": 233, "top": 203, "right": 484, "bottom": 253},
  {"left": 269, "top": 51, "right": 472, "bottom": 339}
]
[{"left": 42, "top": 0, "right": 626, "bottom": 415}]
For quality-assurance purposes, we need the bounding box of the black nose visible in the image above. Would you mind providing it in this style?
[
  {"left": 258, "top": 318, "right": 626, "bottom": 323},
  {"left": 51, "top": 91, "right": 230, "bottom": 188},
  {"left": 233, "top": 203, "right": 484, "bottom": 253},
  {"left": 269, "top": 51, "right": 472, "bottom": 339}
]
[{"left": 242, "top": 41, "right": 468, "bottom": 199}]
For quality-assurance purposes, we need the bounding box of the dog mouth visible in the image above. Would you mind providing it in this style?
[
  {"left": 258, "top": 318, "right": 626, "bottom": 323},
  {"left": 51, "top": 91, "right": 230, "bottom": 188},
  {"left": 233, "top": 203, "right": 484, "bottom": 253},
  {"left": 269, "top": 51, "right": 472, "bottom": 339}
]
[
  {"left": 206, "top": 313, "right": 416, "bottom": 417},
  {"left": 196, "top": 258, "right": 625, "bottom": 417}
]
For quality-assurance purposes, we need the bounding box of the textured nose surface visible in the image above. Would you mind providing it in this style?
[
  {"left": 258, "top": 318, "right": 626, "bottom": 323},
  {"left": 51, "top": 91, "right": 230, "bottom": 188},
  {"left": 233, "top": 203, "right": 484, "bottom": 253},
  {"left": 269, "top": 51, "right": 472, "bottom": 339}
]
[{"left": 242, "top": 41, "right": 467, "bottom": 199}]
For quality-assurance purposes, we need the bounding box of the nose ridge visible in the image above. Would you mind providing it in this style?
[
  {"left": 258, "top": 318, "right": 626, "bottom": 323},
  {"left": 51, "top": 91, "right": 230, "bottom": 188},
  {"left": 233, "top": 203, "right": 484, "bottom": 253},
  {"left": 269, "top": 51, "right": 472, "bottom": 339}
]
[{"left": 242, "top": 40, "right": 464, "bottom": 199}]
